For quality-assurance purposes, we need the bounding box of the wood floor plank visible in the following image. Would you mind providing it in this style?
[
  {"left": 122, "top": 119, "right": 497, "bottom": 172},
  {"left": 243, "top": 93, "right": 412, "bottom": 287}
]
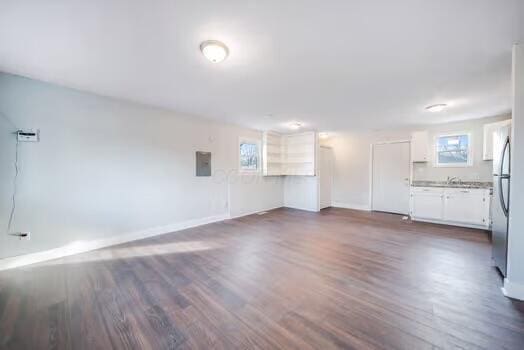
[{"left": 1, "top": 207, "right": 523, "bottom": 349}]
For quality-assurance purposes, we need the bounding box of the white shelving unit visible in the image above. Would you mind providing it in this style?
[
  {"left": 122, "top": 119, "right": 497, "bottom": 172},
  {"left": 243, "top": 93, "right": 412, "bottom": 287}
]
[
  {"left": 262, "top": 131, "right": 317, "bottom": 176},
  {"left": 283, "top": 132, "right": 316, "bottom": 176},
  {"left": 262, "top": 131, "right": 284, "bottom": 176}
]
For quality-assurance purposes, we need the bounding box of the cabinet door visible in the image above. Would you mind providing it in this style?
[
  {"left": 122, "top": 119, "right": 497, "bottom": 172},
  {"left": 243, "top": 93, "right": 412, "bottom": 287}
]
[
  {"left": 411, "top": 131, "right": 429, "bottom": 162},
  {"left": 443, "top": 190, "right": 488, "bottom": 226},
  {"left": 482, "top": 123, "right": 496, "bottom": 161},
  {"left": 411, "top": 191, "right": 443, "bottom": 220},
  {"left": 483, "top": 119, "right": 511, "bottom": 160},
  {"left": 319, "top": 147, "right": 333, "bottom": 209}
]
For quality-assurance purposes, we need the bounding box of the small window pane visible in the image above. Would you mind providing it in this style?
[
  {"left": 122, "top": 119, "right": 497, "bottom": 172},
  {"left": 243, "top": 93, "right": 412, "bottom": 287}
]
[
  {"left": 240, "top": 142, "right": 259, "bottom": 171},
  {"left": 437, "top": 134, "right": 470, "bottom": 165}
]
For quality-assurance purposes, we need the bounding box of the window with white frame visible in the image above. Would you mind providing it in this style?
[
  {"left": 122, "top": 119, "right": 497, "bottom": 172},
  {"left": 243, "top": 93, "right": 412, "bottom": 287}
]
[
  {"left": 435, "top": 133, "right": 472, "bottom": 167},
  {"left": 239, "top": 138, "right": 260, "bottom": 172}
]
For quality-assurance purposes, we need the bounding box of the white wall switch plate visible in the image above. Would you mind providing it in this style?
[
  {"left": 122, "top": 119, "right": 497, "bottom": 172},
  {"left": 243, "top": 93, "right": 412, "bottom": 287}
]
[{"left": 17, "top": 129, "right": 39, "bottom": 142}]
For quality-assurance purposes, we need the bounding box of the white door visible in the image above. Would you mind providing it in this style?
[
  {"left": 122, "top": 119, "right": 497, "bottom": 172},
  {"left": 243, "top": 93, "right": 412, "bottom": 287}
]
[
  {"left": 319, "top": 147, "right": 333, "bottom": 209},
  {"left": 372, "top": 142, "right": 410, "bottom": 214}
]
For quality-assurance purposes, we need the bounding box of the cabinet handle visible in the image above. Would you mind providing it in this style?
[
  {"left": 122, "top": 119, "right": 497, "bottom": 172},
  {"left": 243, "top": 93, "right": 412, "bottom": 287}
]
[{"left": 460, "top": 190, "right": 470, "bottom": 193}]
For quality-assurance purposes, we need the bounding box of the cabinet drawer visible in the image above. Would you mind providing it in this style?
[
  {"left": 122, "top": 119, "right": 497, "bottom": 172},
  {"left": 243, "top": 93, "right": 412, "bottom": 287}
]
[
  {"left": 444, "top": 188, "right": 487, "bottom": 196},
  {"left": 411, "top": 187, "right": 444, "bottom": 194}
]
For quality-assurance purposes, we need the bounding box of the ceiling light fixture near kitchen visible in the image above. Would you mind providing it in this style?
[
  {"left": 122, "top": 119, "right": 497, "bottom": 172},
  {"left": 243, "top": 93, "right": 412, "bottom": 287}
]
[
  {"left": 425, "top": 104, "right": 447, "bottom": 112},
  {"left": 200, "top": 40, "right": 229, "bottom": 63},
  {"left": 289, "top": 122, "right": 302, "bottom": 130}
]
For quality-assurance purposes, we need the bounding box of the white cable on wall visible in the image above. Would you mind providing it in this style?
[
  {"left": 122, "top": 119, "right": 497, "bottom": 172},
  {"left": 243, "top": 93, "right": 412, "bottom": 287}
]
[
  {"left": 0, "top": 111, "right": 20, "bottom": 234},
  {"left": 7, "top": 138, "right": 19, "bottom": 233}
]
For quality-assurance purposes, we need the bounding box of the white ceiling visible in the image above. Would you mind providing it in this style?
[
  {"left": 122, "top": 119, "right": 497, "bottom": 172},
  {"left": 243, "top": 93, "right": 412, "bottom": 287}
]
[{"left": 0, "top": 0, "right": 521, "bottom": 132}]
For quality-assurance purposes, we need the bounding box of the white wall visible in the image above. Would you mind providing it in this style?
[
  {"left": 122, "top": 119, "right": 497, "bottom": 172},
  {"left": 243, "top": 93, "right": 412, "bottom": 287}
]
[
  {"left": 0, "top": 73, "right": 283, "bottom": 259},
  {"left": 228, "top": 174, "right": 283, "bottom": 218},
  {"left": 283, "top": 176, "right": 319, "bottom": 212},
  {"left": 327, "top": 133, "right": 377, "bottom": 209},
  {"left": 282, "top": 132, "right": 320, "bottom": 212},
  {"left": 506, "top": 44, "right": 524, "bottom": 300},
  {"left": 326, "top": 115, "right": 510, "bottom": 210}
]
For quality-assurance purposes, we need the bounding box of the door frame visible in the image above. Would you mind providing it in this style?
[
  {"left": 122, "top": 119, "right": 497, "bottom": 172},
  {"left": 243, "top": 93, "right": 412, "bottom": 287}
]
[
  {"left": 318, "top": 146, "right": 334, "bottom": 210},
  {"left": 370, "top": 140, "right": 412, "bottom": 213}
]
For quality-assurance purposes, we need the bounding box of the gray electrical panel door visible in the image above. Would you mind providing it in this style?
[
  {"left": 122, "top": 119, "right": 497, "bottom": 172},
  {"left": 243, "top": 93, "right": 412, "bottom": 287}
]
[{"left": 196, "top": 151, "right": 211, "bottom": 176}]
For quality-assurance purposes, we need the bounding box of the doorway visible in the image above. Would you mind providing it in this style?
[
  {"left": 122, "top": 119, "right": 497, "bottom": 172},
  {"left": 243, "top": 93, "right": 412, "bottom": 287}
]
[
  {"left": 371, "top": 141, "right": 411, "bottom": 215},
  {"left": 319, "top": 146, "right": 333, "bottom": 209}
]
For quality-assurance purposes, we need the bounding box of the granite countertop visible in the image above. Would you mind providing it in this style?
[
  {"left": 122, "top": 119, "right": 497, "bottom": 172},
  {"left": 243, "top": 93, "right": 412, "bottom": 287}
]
[{"left": 411, "top": 180, "right": 493, "bottom": 189}]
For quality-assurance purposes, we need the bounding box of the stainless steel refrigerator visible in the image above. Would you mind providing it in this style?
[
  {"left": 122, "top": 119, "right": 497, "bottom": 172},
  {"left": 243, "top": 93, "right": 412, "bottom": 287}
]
[{"left": 492, "top": 124, "right": 511, "bottom": 276}]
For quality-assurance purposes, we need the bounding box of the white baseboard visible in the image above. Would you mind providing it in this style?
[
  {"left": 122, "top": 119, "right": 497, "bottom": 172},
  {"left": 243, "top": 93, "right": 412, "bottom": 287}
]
[
  {"left": 283, "top": 205, "right": 319, "bottom": 212},
  {"left": 229, "top": 206, "right": 283, "bottom": 219},
  {"left": 411, "top": 217, "right": 489, "bottom": 230},
  {"left": 332, "top": 202, "right": 371, "bottom": 211},
  {"left": 502, "top": 278, "right": 524, "bottom": 300},
  {"left": 0, "top": 213, "right": 229, "bottom": 271}
]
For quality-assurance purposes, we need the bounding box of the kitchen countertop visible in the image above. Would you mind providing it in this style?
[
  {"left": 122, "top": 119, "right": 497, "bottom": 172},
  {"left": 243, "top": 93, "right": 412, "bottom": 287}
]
[{"left": 411, "top": 180, "right": 493, "bottom": 189}]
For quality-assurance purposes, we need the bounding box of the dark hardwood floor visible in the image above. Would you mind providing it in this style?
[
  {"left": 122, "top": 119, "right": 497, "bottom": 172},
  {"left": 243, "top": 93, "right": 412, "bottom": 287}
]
[{"left": 1, "top": 207, "right": 523, "bottom": 349}]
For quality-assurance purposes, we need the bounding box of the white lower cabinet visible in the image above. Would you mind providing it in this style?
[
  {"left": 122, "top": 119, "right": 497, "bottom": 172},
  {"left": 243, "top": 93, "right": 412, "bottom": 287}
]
[
  {"left": 443, "top": 189, "right": 489, "bottom": 226},
  {"left": 411, "top": 189, "right": 443, "bottom": 220},
  {"left": 410, "top": 187, "right": 490, "bottom": 229}
]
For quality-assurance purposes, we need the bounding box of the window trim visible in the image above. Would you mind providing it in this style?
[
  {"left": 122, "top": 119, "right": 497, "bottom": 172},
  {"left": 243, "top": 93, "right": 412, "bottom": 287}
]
[
  {"left": 238, "top": 137, "right": 262, "bottom": 174},
  {"left": 434, "top": 132, "right": 473, "bottom": 168}
]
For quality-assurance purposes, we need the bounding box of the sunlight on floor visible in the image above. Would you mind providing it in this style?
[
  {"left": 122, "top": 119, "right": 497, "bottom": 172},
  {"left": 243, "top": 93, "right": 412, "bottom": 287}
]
[{"left": 38, "top": 240, "right": 221, "bottom": 267}]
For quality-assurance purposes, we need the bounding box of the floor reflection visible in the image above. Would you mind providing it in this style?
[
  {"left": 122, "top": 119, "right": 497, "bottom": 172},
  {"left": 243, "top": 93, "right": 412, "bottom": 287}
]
[{"left": 38, "top": 240, "right": 221, "bottom": 266}]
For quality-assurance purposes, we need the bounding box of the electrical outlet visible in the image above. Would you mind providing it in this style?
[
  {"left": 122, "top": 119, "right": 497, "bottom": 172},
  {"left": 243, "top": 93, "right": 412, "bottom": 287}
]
[
  {"left": 9, "top": 232, "right": 30, "bottom": 240},
  {"left": 20, "top": 232, "right": 30, "bottom": 240},
  {"left": 17, "top": 129, "right": 39, "bottom": 142}
]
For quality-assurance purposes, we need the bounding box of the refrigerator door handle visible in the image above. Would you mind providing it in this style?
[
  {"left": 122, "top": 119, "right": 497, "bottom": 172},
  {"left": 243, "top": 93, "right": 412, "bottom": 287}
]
[
  {"left": 499, "top": 136, "right": 510, "bottom": 176},
  {"left": 498, "top": 176, "right": 509, "bottom": 217},
  {"left": 498, "top": 136, "right": 510, "bottom": 217}
]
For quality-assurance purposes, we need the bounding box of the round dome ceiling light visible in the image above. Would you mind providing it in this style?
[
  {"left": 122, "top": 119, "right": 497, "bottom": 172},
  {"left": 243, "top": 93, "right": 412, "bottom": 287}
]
[
  {"left": 425, "top": 104, "right": 447, "bottom": 112},
  {"left": 200, "top": 40, "right": 229, "bottom": 63}
]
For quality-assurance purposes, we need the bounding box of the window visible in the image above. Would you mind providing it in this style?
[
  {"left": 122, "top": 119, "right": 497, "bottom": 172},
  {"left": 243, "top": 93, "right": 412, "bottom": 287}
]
[
  {"left": 239, "top": 138, "right": 260, "bottom": 172},
  {"left": 435, "top": 133, "right": 472, "bottom": 167}
]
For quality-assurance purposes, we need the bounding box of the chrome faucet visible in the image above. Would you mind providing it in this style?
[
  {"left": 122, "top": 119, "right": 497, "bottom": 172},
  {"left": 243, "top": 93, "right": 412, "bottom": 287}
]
[{"left": 446, "top": 176, "right": 462, "bottom": 184}]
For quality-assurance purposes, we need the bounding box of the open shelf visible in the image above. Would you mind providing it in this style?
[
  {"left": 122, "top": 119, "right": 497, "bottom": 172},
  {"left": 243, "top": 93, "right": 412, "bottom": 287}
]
[{"left": 263, "top": 131, "right": 316, "bottom": 176}]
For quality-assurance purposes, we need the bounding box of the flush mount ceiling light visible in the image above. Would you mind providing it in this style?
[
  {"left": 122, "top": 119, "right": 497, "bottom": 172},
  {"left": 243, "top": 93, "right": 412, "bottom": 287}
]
[
  {"left": 289, "top": 122, "right": 302, "bottom": 130},
  {"left": 200, "top": 40, "right": 229, "bottom": 63},
  {"left": 425, "top": 104, "right": 448, "bottom": 112}
]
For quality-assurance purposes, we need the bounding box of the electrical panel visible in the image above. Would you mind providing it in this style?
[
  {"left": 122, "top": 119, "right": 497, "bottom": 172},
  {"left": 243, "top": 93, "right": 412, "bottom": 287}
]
[{"left": 196, "top": 151, "right": 211, "bottom": 176}]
